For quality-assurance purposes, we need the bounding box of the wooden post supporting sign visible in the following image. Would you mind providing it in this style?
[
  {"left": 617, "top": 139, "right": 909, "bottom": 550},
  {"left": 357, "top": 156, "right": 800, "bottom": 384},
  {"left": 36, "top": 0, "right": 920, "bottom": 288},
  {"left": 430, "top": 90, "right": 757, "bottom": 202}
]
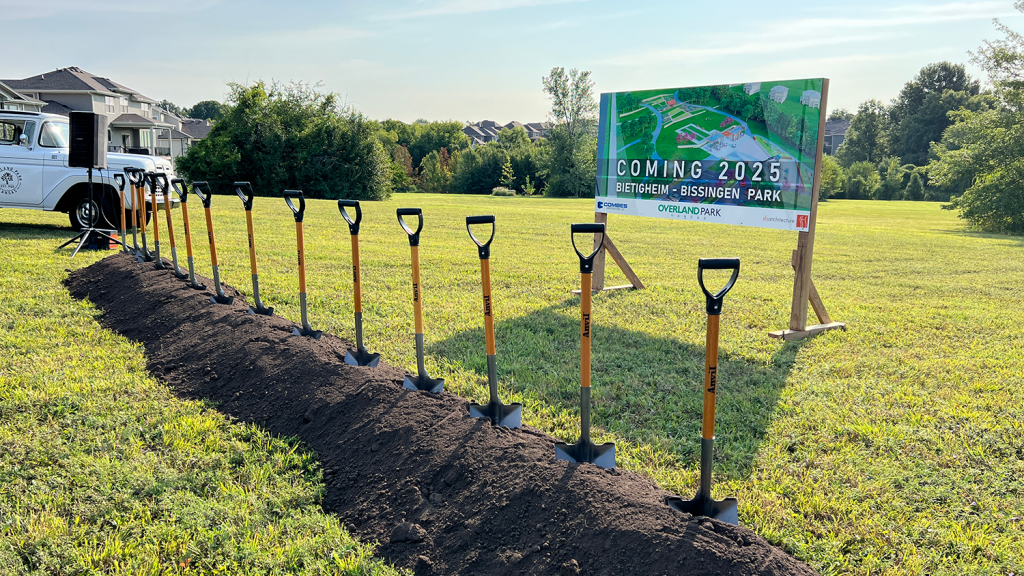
[
  {"left": 769, "top": 78, "right": 845, "bottom": 341},
  {"left": 572, "top": 212, "right": 645, "bottom": 294}
]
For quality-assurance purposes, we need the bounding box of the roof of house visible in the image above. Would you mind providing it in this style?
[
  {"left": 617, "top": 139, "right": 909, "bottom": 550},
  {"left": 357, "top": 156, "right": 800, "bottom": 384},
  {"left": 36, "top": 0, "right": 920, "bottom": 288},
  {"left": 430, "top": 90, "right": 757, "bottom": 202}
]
[
  {"left": 111, "top": 113, "right": 169, "bottom": 127},
  {"left": 0, "top": 80, "right": 44, "bottom": 104},
  {"left": 41, "top": 100, "right": 75, "bottom": 116},
  {"left": 2, "top": 67, "right": 154, "bottom": 102},
  {"left": 179, "top": 118, "right": 212, "bottom": 139},
  {"left": 158, "top": 128, "right": 193, "bottom": 140},
  {"left": 824, "top": 118, "right": 851, "bottom": 136}
]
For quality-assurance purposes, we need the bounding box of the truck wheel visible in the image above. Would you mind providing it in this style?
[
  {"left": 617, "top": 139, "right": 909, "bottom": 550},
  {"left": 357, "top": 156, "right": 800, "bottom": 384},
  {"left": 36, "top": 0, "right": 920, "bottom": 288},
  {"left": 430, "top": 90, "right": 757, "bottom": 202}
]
[{"left": 68, "top": 190, "right": 119, "bottom": 231}]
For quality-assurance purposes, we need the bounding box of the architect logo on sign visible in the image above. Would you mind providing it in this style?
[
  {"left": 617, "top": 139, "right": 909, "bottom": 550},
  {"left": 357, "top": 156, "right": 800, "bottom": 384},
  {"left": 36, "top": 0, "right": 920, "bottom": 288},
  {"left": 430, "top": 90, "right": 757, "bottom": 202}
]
[
  {"left": 597, "top": 200, "right": 628, "bottom": 211},
  {"left": 0, "top": 167, "right": 22, "bottom": 194}
]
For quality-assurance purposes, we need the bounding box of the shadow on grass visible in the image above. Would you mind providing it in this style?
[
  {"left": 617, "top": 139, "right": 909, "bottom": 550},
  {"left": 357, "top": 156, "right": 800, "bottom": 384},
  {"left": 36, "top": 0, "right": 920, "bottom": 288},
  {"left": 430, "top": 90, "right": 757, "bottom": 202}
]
[
  {"left": 0, "top": 221, "right": 73, "bottom": 235},
  {"left": 936, "top": 227, "right": 1024, "bottom": 245},
  {"left": 430, "top": 300, "right": 804, "bottom": 479}
]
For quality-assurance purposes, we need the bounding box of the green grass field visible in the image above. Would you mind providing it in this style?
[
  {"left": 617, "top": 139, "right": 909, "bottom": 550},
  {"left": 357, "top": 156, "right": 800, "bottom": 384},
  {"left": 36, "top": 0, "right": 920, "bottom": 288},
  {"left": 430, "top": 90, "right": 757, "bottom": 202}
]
[{"left": 2, "top": 196, "right": 1022, "bottom": 575}]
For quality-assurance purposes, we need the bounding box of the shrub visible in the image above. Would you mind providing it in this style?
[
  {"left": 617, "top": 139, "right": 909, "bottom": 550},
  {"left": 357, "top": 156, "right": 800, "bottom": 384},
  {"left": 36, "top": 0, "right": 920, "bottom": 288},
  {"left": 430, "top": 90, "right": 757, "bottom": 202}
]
[{"left": 491, "top": 187, "right": 516, "bottom": 196}]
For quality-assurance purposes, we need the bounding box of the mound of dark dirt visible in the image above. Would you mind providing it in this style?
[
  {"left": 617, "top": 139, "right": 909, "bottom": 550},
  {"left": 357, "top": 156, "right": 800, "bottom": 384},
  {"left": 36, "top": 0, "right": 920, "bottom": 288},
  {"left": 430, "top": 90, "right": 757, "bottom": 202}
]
[{"left": 65, "top": 253, "right": 817, "bottom": 576}]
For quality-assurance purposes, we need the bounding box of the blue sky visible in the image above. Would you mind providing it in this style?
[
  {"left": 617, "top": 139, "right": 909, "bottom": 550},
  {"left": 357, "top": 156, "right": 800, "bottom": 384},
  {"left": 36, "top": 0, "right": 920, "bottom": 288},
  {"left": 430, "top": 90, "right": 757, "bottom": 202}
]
[{"left": 3, "top": 0, "right": 1020, "bottom": 123}]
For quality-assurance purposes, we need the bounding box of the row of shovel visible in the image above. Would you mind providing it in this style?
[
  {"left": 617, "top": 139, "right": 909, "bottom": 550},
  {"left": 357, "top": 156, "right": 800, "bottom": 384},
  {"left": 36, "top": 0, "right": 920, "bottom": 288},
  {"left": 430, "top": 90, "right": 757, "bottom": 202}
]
[{"left": 108, "top": 170, "right": 744, "bottom": 525}]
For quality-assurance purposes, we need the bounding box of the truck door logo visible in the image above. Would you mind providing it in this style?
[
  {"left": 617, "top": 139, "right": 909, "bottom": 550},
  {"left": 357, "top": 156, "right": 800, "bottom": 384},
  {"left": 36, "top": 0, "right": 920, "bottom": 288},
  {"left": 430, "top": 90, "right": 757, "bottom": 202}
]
[{"left": 0, "top": 167, "right": 22, "bottom": 194}]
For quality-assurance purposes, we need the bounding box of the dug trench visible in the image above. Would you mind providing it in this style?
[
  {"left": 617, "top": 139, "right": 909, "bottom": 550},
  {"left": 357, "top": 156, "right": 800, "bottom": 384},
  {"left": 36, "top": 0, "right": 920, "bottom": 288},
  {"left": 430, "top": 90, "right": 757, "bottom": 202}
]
[{"left": 66, "top": 253, "right": 817, "bottom": 576}]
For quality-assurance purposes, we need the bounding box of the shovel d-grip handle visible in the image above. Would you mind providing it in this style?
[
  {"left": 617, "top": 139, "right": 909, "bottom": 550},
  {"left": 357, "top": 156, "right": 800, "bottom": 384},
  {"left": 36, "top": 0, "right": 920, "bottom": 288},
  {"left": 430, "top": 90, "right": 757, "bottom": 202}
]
[
  {"left": 153, "top": 172, "right": 169, "bottom": 193},
  {"left": 397, "top": 208, "right": 424, "bottom": 246},
  {"left": 234, "top": 182, "right": 255, "bottom": 211},
  {"left": 466, "top": 215, "right": 495, "bottom": 259},
  {"left": 697, "top": 258, "right": 740, "bottom": 315},
  {"left": 571, "top": 222, "right": 605, "bottom": 274},
  {"left": 171, "top": 179, "right": 189, "bottom": 202},
  {"left": 338, "top": 199, "right": 362, "bottom": 235},
  {"left": 284, "top": 190, "right": 305, "bottom": 222},
  {"left": 125, "top": 167, "right": 145, "bottom": 187},
  {"left": 113, "top": 173, "right": 125, "bottom": 191},
  {"left": 193, "top": 181, "right": 213, "bottom": 208}
]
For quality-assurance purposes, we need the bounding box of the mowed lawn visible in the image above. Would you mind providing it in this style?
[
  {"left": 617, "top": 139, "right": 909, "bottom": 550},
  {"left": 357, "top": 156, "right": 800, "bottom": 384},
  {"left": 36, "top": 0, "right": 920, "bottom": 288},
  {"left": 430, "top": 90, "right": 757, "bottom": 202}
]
[{"left": 2, "top": 196, "right": 1022, "bottom": 575}]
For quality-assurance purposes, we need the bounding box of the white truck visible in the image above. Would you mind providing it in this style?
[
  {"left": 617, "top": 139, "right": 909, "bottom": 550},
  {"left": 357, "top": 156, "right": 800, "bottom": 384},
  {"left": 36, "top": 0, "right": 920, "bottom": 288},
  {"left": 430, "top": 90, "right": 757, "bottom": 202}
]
[{"left": 0, "top": 110, "right": 177, "bottom": 230}]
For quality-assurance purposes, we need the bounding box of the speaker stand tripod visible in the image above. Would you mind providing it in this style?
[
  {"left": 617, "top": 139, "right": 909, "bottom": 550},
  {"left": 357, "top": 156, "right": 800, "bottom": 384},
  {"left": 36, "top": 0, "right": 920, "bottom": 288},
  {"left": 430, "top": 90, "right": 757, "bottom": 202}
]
[{"left": 58, "top": 168, "right": 119, "bottom": 258}]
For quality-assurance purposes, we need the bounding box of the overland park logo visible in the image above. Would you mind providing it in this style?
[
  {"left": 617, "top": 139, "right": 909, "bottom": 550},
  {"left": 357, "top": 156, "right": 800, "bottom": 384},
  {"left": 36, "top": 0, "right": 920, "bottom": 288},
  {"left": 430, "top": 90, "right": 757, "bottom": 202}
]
[{"left": 0, "top": 167, "right": 22, "bottom": 194}]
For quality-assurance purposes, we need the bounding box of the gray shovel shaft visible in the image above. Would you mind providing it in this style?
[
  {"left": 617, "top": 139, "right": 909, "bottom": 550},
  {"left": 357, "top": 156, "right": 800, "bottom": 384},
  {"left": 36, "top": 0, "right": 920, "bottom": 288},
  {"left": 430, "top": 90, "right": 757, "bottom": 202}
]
[
  {"left": 300, "top": 292, "right": 312, "bottom": 332},
  {"left": 252, "top": 273, "right": 266, "bottom": 308},
  {"left": 187, "top": 255, "right": 199, "bottom": 286},
  {"left": 698, "top": 437, "right": 714, "bottom": 498},
  {"left": 579, "top": 386, "right": 592, "bottom": 444},
  {"left": 415, "top": 333, "right": 427, "bottom": 376},
  {"left": 212, "top": 264, "right": 226, "bottom": 297},
  {"left": 171, "top": 246, "right": 183, "bottom": 275},
  {"left": 486, "top": 354, "right": 500, "bottom": 402},
  {"left": 354, "top": 311, "right": 365, "bottom": 351}
]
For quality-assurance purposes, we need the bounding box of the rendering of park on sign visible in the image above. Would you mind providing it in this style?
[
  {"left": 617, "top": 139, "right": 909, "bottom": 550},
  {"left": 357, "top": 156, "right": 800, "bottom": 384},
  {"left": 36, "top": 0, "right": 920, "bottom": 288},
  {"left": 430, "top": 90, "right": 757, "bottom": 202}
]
[{"left": 596, "top": 78, "right": 826, "bottom": 231}]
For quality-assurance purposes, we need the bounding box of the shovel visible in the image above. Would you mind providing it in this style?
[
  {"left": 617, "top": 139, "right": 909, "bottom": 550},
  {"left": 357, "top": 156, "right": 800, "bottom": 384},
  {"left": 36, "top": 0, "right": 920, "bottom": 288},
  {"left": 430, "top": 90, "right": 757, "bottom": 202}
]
[
  {"left": 285, "top": 191, "right": 321, "bottom": 339},
  {"left": 234, "top": 182, "right": 274, "bottom": 316},
  {"left": 154, "top": 173, "right": 187, "bottom": 279},
  {"left": 666, "top": 257, "right": 741, "bottom": 525},
  {"left": 397, "top": 208, "right": 444, "bottom": 393},
  {"left": 466, "top": 215, "right": 522, "bottom": 428},
  {"left": 124, "top": 168, "right": 142, "bottom": 257},
  {"left": 192, "top": 182, "right": 233, "bottom": 305},
  {"left": 170, "top": 179, "right": 206, "bottom": 290},
  {"left": 113, "top": 173, "right": 128, "bottom": 253},
  {"left": 555, "top": 223, "right": 615, "bottom": 469},
  {"left": 146, "top": 172, "right": 166, "bottom": 270},
  {"left": 338, "top": 199, "right": 379, "bottom": 366},
  {"left": 127, "top": 168, "right": 153, "bottom": 262}
]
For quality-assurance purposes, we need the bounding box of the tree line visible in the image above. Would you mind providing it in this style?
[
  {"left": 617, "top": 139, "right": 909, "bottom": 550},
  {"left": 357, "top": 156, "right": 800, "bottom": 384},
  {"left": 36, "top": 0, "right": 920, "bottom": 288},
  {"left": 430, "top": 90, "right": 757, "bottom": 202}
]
[
  {"left": 173, "top": 68, "right": 598, "bottom": 201},
  {"left": 824, "top": 3, "right": 1024, "bottom": 234}
]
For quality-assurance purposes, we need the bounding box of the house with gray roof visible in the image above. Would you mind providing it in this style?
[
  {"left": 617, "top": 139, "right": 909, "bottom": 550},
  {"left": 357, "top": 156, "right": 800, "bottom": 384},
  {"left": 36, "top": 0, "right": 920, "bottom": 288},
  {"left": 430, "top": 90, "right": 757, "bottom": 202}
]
[
  {"left": 463, "top": 120, "right": 552, "bottom": 146},
  {"left": 2, "top": 66, "right": 210, "bottom": 158},
  {"left": 0, "top": 81, "right": 44, "bottom": 111}
]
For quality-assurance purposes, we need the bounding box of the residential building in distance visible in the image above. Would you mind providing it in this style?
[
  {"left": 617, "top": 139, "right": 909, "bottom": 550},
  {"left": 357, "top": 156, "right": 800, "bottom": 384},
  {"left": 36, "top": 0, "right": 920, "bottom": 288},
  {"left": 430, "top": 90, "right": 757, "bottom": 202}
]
[
  {"left": 463, "top": 120, "right": 551, "bottom": 146},
  {"left": 743, "top": 82, "right": 761, "bottom": 96},
  {"left": 1, "top": 66, "right": 208, "bottom": 158},
  {"left": 823, "top": 118, "right": 851, "bottom": 155},
  {"left": 800, "top": 90, "right": 822, "bottom": 109},
  {"left": 0, "top": 81, "right": 44, "bottom": 111},
  {"left": 769, "top": 85, "right": 789, "bottom": 104}
]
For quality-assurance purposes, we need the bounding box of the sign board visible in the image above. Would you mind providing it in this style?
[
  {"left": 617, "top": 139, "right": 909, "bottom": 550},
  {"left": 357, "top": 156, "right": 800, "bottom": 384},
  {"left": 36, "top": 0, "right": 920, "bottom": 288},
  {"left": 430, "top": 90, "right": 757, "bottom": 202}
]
[{"left": 595, "top": 79, "right": 826, "bottom": 232}]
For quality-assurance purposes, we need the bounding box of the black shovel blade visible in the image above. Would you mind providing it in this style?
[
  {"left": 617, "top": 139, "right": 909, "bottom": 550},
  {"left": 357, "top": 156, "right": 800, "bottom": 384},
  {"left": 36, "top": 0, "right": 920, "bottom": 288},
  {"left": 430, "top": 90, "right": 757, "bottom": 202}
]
[
  {"left": 554, "top": 439, "right": 616, "bottom": 469},
  {"left": 403, "top": 374, "right": 444, "bottom": 394},
  {"left": 210, "top": 295, "right": 234, "bottom": 305},
  {"left": 469, "top": 399, "right": 523, "bottom": 428},
  {"left": 248, "top": 305, "right": 275, "bottom": 317},
  {"left": 292, "top": 327, "right": 323, "bottom": 340},
  {"left": 173, "top": 271, "right": 189, "bottom": 280},
  {"left": 666, "top": 495, "right": 739, "bottom": 525},
  {"left": 345, "top": 349, "right": 381, "bottom": 367},
  {"left": 188, "top": 281, "right": 207, "bottom": 290}
]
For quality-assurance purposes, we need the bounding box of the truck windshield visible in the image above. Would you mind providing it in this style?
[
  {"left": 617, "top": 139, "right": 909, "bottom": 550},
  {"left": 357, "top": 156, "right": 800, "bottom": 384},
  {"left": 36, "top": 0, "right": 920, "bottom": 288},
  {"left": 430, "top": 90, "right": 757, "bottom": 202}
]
[{"left": 39, "top": 122, "right": 70, "bottom": 148}]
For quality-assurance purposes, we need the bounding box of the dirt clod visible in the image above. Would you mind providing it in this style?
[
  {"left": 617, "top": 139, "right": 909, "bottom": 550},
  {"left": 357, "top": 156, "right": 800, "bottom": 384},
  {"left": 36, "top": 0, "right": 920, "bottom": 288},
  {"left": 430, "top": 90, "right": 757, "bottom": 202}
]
[{"left": 65, "top": 253, "right": 819, "bottom": 576}]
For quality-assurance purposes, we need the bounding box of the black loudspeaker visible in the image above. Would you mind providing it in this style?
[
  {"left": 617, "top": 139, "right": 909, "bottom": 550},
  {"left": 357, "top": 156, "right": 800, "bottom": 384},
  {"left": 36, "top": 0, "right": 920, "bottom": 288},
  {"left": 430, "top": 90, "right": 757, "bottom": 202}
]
[{"left": 69, "top": 111, "right": 108, "bottom": 169}]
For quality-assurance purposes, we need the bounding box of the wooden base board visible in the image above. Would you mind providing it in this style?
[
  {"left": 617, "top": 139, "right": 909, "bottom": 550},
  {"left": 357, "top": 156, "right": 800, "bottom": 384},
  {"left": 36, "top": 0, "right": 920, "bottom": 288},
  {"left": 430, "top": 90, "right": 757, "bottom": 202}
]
[
  {"left": 769, "top": 321, "right": 846, "bottom": 341},
  {"left": 571, "top": 285, "right": 636, "bottom": 295}
]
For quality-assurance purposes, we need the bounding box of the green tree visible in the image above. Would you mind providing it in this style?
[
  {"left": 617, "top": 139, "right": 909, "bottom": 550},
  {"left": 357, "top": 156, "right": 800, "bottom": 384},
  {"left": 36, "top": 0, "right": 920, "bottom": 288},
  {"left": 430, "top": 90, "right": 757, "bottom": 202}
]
[
  {"left": 819, "top": 154, "right": 845, "bottom": 200},
  {"left": 419, "top": 150, "right": 452, "bottom": 194},
  {"left": 175, "top": 81, "right": 391, "bottom": 201},
  {"left": 541, "top": 67, "right": 598, "bottom": 197},
  {"left": 931, "top": 1, "right": 1024, "bottom": 233},
  {"left": 844, "top": 161, "right": 881, "bottom": 199},
  {"left": 407, "top": 121, "right": 471, "bottom": 168},
  {"left": 828, "top": 108, "right": 854, "bottom": 121},
  {"left": 499, "top": 158, "right": 515, "bottom": 189},
  {"left": 904, "top": 172, "right": 925, "bottom": 201},
  {"left": 836, "top": 100, "right": 890, "bottom": 167},
  {"left": 889, "top": 62, "right": 980, "bottom": 166},
  {"left": 877, "top": 157, "right": 906, "bottom": 200},
  {"left": 158, "top": 99, "right": 184, "bottom": 116},
  {"left": 497, "top": 126, "right": 531, "bottom": 150},
  {"left": 185, "top": 100, "right": 227, "bottom": 121}
]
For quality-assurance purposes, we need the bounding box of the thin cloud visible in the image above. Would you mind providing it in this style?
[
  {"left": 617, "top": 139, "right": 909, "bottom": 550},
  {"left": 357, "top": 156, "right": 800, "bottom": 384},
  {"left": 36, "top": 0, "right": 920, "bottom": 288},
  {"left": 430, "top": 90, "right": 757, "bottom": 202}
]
[
  {"left": 381, "top": 0, "right": 589, "bottom": 19},
  {"left": 0, "top": 0, "right": 222, "bottom": 20}
]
